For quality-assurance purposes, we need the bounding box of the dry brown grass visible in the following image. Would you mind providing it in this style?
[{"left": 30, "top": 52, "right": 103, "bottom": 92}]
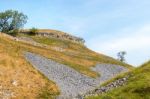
[
  {"left": 28, "top": 36, "right": 133, "bottom": 77},
  {"left": 0, "top": 34, "right": 59, "bottom": 99},
  {"left": 17, "top": 33, "right": 133, "bottom": 77},
  {"left": 1, "top": 32, "right": 133, "bottom": 78},
  {"left": 0, "top": 32, "right": 133, "bottom": 98}
]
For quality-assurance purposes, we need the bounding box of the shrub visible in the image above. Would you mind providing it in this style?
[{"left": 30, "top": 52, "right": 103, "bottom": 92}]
[
  {"left": 8, "top": 29, "right": 19, "bottom": 36},
  {"left": 29, "top": 27, "right": 38, "bottom": 35}
]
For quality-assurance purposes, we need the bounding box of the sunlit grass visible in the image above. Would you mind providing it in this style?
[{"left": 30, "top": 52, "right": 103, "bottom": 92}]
[
  {"left": 0, "top": 32, "right": 133, "bottom": 98},
  {"left": 87, "top": 61, "right": 150, "bottom": 99},
  {"left": 0, "top": 34, "right": 59, "bottom": 98},
  {"left": 17, "top": 33, "right": 132, "bottom": 78}
]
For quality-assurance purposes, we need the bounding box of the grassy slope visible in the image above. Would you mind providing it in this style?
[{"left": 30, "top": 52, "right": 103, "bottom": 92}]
[
  {"left": 0, "top": 34, "right": 59, "bottom": 99},
  {"left": 88, "top": 61, "right": 150, "bottom": 99},
  {"left": 0, "top": 31, "right": 132, "bottom": 98},
  {"left": 17, "top": 33, "right": 132, "bottom": 78}
]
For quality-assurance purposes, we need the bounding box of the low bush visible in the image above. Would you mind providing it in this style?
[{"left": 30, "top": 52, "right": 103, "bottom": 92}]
[
  {"left": 29, "top": 27, "right": 38, "bottom": 35},
  {"left": 7, "top": 29, "right": 19, "bottom": 36}
]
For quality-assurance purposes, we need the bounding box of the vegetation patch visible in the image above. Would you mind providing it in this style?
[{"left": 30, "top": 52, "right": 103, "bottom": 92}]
[
  {"left": 0, "top": 34, "right": 59, "bottom": 98},
  {"left": 87, "top": 61, "right": 150, "bottom": 99},
  {"left": 37, "top": 83, "right": 60, "bottom": 99}
]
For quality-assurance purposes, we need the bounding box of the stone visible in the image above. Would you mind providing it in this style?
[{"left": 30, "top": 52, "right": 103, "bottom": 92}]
[
  {"left": 11, "top": 80, "right": 18, "bottom": 86},
  {"left": 24, "top": 52, "right": 128, "bottom": 98}
]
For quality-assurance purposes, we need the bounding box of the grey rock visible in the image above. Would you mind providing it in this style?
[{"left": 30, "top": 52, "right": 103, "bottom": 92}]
[{"left": 24, "top": 52, "right": 128, "bottom": 99}]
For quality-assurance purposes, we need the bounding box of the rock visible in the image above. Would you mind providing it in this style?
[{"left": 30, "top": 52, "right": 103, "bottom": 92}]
[
  {"left": 123, "top": 77, "right": 127, "bottom": 81},
  {"left": 24, "top": 52, "right": 128, "bottom": 98},
  {"left": 51, "top": 47, "right": 65, "bottom": 52},
  {"left": 11, "top": 80, "right": 18, "bottom": 86},
  {"left": 83, "top": 75, "right": 129, "bottom": 98},
  {"left": 1, "top": 89, "right": 15, "bottom": 99}
]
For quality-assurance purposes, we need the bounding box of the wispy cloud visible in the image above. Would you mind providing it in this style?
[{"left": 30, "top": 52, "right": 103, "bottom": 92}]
[
  {"left": 87, "top": 24, "right": 150, "bottom": 66},
  {"left": 102, "top": 25, "right": 150, "bottom": 51},
  {"left": 1, "top": 0, "right": 150, "bottom": 66}
]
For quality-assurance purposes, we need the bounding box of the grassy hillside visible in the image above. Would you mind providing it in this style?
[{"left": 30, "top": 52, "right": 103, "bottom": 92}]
[
  {"left": 0, "top": 30, "right": 132, "bottom": 98},
  {"left": 88, "top": 61, "right": 150, "bottom": 99},
  {"left": 0, "top": 33, "right": 59, "bottom": 99},
  {"left": 17, "top": 30, "right": 132, "bottom": 77}
]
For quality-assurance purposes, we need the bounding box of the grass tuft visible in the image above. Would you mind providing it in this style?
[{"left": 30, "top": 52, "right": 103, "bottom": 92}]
[{"left": 87, "top": 61, "right": 150, "bottom": 99}]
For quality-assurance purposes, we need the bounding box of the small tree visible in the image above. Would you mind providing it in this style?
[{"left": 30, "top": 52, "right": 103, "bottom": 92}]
[
  {"left": 0, "top": 10, "right": 28, "bottom": 33},
  {"left": 29, "top": 27, "right": 38, "bottom": 35},
  {"left": 117, "top": 51, "right": 126, "bottom": 62}
]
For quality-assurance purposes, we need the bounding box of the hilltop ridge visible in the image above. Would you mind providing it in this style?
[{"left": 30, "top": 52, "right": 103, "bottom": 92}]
[{"left": 20, "top": 29, "right": 85, "bottom": 44}]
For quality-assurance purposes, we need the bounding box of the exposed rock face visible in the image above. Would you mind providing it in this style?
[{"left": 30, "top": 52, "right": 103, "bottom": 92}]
[
  {"left": 20, "top": 29, "right": 85, "bottom": 44},
  {"left": 24, "top": 52, "right": 128, "bottom": 99},
  {"left": 37, "top": 32, "right": 85, "bottom": 44}
]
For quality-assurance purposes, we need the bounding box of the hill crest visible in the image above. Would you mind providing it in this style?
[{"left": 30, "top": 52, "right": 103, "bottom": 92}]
[{"left": 20, "top": 29, "right": 85, "bottom": 44}]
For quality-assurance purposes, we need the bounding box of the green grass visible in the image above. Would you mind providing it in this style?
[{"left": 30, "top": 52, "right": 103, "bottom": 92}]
[
  {"left": 37, "top": 83, "right": 60, "bottom": 99},
  {"left": 87, "top": 61, "right": 150, "bottom": 99},
  {"left": 32, "top": 36, "right": 72, "bottom": 46},
  {"left": 15, "top": 33, "right": 133, "bottom": 78},
  {"left": 0, "top": 32, "right": 134, "bottom": 98}
]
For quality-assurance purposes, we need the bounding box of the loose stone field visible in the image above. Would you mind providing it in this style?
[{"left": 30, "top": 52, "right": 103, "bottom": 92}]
[{"left": 24, "top": 52, "right": 128, "bottom": 99}]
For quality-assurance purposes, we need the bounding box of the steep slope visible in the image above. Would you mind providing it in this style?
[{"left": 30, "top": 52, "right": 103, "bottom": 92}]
[
  {"left": 24, "top": 52, "right": 127, "bottom": 98},
  {"left": 0, "top": 33, "right": 59, "bottom": 99},
  {"left": 0, "top": 30, "right": 132, "bottom": 98},
  {"left": 17, "top": 29, "right": 132, "bottom": 78},
  {"left": 88, "top": 61, "right": 150, "bottom": 99}
]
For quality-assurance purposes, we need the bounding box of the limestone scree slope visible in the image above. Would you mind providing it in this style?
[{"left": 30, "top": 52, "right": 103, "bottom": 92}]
[
  {"left": 0, "top": 31, "right": 132, "bottom": 99},
  {"left": 24, "top": 52, "right": 128, "bottom": 98}
]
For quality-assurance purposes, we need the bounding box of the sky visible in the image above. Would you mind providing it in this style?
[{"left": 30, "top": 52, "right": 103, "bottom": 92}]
[{"left": 0, "top": 0, "right": 150, "bottom": 66}]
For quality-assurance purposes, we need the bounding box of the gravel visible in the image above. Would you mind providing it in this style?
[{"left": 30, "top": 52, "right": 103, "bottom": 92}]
[
  {"left": 24, "top": 52, "right": 128, "bottom": 99},
  {"left": 83, "top": 75, "right": 130, "bottom": 98}
]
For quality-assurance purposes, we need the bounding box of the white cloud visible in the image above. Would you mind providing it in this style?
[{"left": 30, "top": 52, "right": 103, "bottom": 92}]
[
  {"left": 87, "top": 24, "right": 150, "bottom": 66},
  {"left": 107, "top": 38, "right": 148, "bottom": 51},
  {"left": 103, "top": 29, "right": 150, "bottom": 51}
]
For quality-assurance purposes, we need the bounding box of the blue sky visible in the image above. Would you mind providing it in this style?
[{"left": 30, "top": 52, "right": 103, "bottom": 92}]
[{"left": 0, "top": 0, "right": 150, "bottom": 66}]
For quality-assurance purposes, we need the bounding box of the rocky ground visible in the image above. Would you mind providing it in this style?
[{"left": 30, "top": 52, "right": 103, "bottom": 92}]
[
  {"left": 83, "top": 75, "right": 129, "bottom": 98},
  {"left": 24, "top": 52, "right": 128, "bottom": 99}
]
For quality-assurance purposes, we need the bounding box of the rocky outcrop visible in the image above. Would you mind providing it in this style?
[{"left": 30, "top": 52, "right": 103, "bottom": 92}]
[
  {"left": 24, "top": 52, "right": 128, "bottom": 99},
  {"left": 37, "top": 32, "right": 85, "bottom": 44},
  {"left": 83, "top": 75, "right": 129, "bottom": 98},
  {"left": 20, "top": 29, "right": 85, "bottom": 44}
]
